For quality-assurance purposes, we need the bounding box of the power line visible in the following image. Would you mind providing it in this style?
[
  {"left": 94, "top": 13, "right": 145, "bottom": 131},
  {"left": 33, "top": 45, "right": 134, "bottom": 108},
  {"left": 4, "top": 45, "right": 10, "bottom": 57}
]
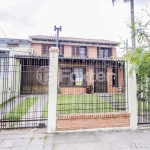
[{"left": 0, "top": 26, "right": 6, "bottom": 37}]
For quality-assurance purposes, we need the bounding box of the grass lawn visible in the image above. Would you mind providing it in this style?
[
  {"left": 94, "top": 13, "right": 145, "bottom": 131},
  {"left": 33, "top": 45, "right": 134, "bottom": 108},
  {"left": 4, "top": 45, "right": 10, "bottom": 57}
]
[
  {"left": 112, "top": 94, "right": 126, "bottom": 103},
  {"left": 138, "top": 100, "right": 150, "bottom": 113},
  {"left": 0, "top": 97, "right": 16, "bottom": 109},
  {"left": 3, "top": 98, "right": 37, "bottom": 122},
  {"left": 41, "top": 94, "right": 115, "bottom": 118},
  {"left": 112, "top": 94, "right": 127, "bottom": 108}
]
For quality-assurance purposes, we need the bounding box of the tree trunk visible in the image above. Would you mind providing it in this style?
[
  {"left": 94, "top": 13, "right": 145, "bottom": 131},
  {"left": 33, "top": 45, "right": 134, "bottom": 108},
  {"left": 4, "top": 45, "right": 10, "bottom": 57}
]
[{"left": 130, "top": 0, "right": 136, "bottom": 47}]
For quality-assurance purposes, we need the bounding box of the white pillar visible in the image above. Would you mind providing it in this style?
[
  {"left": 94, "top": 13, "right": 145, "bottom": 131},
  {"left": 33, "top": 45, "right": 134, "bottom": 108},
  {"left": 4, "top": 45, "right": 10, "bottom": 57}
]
[
  {"left": 47, "top": 47, "right": 59, "bottom": 133},
  {"left": 127, "top": 63, "right": 138, "bottom": 129}
]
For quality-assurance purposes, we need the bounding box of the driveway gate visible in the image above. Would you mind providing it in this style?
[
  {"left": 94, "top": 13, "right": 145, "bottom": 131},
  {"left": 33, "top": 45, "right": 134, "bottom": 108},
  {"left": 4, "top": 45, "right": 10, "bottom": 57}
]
[{"left": 0, "top": 55, "right": 49, "bottom": 129}]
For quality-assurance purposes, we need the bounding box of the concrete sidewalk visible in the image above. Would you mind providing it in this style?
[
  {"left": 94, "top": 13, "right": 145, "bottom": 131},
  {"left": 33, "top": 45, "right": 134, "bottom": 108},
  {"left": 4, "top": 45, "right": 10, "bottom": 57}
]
[{"left": 0, "top": 128, "right": 150, "bottom": 150}]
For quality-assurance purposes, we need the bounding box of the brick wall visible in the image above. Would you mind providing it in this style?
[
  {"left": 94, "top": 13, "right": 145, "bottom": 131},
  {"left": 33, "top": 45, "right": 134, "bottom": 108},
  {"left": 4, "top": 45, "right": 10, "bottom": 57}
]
[
  {"left": 60, "top": 87, "right": 85, "bottom": 94},
  {"left": 112, "top": 47, "right": 116, "bottom": 58},
  {"left": 64, "top": 45, "right": 72, "bottom": 57},
  {"left": 56, "top": 112, "right": 130, "bottom": 131},
  {"left": 88, "top": 46, "right": 97, "bottom": 58},
  {"left": 31, "top": 43, "right": 41, "bottom": 56},
  {"left": 118, "top": 68, "right": 124, "bottom": 92}
]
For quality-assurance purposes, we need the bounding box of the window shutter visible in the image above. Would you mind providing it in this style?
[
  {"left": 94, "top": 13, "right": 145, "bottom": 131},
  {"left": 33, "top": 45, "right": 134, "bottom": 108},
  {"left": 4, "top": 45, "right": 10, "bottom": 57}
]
[
  {"left": 108, "top": 48, "right": 112, "bottom": 57},
  {"left": 97, "top": 47, "right": 99, "bottom": 58},
  {"left": 62, "top": 45, "right": 64, "bottom": 56},
  {"left": 59, "top": 45, "right": 64, "bottom": 56},
  {"left": 100, "top": 49, "right": 104, "bottom": 58},
  {"left": 85, "top": 47, "right": 87, "bottom": 57},
  {"left": 42, "top": 45, "right": 46, "bottom": 54},
  {"left": 76, "top": 47, "right": 79, "bottom": 57},
  {"left": 72, "top": 46, "right": 75, "bottom": 56}
]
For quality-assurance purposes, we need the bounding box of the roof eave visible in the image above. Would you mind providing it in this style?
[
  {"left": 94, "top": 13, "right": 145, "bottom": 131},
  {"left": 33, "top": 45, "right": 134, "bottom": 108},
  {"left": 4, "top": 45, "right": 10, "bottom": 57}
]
[{"left": 31, "top": 38, "right": 119, "bottom": 46}]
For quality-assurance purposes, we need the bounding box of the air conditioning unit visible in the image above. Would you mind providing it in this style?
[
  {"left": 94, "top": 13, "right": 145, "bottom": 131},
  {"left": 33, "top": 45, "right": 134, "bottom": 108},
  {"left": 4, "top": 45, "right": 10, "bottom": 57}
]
[{"left": 30, "top": 48, "right": 34, "bottom": 55}]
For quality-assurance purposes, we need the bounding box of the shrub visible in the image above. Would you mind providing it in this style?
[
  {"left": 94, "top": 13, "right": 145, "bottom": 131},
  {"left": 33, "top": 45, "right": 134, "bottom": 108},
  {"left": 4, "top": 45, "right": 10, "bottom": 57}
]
[{"left": 86, "top": 84, "right": 93, "bottom": 94}]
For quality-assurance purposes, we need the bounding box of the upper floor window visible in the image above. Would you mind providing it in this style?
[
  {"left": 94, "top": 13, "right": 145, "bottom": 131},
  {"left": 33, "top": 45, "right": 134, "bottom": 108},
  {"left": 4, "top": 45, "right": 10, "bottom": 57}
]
[
  {"left": 42, "top": 44, "right": 64, "bottom": 56},
  {"left": 0, "top": 52, "right": 9, "bottom": 78},
  {"left": 72, "top": 46, "right": 87, "bottom": 58},
  {"left": 97, "top": 48, "right": 112, "bottom": 58},
  {"left": 42, "top": 44, "right": 54, "bottom": 55}
]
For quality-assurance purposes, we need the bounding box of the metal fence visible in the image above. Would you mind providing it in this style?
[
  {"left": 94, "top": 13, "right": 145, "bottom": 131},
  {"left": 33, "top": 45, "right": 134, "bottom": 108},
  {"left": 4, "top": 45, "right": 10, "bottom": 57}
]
[
  {"left": 0, "top": 55, "right": 128, "bottom": 129},
  {"left": 137, "top": 76, "right": 150, "bottom": 124},
  {"left": 0, "top": 55, "right": 49, "bottom": 129},
  {"left": 57, "top": 58, "right": 128, "bottom": 115}
]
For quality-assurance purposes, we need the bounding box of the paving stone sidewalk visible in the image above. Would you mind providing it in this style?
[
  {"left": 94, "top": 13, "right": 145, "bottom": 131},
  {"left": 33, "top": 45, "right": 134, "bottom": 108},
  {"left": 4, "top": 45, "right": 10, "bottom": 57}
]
[{"left": 0, "top": 128, "right": 150, "bottom": 150}]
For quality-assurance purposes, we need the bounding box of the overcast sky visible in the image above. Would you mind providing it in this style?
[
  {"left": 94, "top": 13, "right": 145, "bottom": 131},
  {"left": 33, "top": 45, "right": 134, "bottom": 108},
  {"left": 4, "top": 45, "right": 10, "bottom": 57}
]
[{"left": 0, "top": 0, "right": 149, "bottom": 45}]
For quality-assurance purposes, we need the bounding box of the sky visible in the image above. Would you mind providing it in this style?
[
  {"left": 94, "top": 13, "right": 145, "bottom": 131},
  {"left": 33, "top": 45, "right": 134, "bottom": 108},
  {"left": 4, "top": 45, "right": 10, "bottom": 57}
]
[{"left": 0, "top": 0, "right": 149, "bottom": 47}]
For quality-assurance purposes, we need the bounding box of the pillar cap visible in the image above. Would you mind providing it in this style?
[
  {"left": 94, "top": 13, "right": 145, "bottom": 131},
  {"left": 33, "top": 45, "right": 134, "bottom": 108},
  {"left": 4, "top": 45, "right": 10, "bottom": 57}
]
[{"left": 49, "top": 47, "right": 59, "bottom": 53}]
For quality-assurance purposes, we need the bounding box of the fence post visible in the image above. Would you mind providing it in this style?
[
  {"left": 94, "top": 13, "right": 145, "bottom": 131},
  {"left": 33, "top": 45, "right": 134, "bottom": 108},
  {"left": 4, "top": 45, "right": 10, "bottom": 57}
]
[
  {"left": 47, "top": 47, "right": 59, "bottom": 133},
  {"left": 127, "top": 63, "right": 138, "bottom": 129}
]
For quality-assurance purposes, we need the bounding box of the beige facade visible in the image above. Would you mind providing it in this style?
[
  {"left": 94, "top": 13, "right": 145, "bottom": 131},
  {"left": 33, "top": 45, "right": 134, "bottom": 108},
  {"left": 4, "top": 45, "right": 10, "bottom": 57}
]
[{"left": 31, "top": 43, "right": 117, "bottom": 59}]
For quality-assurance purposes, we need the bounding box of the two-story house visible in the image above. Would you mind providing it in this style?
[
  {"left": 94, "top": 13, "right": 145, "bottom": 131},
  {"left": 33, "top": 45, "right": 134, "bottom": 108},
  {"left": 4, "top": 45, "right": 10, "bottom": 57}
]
[{"left": 28, "top": 35, "right": 124, "bottom": 94}]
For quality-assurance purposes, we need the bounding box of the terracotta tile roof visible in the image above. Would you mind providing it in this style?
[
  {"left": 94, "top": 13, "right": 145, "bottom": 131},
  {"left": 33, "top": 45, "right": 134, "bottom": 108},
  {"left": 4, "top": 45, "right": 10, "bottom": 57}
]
[
  {"left": 30, "top": 35, "right": 119, "bottom": 45},
  {"left": 14, "top": 55, "right": 123, "bottom": 61}
]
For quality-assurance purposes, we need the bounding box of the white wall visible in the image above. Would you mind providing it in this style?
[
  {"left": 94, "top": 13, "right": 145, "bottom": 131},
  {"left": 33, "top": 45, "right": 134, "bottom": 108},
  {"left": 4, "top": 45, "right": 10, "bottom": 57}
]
[{"left": 0, "top": 47, "right": 32, "bottom": 105}]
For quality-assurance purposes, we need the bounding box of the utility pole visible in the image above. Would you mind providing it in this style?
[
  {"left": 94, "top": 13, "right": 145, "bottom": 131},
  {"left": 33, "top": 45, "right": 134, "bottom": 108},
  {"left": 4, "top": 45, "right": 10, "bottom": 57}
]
[{"left": 54, "top": 25, "right": 62, "bottom": 48}]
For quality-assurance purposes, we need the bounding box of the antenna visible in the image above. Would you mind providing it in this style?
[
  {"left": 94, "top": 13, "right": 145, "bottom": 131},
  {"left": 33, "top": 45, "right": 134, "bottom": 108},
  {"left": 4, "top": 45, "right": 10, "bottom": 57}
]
[
  {"left": 54, "top": 25, "right": 62, "bottom": 47},
  {"left": 0, "top": 26, "right": 6, "bottom": 37}
]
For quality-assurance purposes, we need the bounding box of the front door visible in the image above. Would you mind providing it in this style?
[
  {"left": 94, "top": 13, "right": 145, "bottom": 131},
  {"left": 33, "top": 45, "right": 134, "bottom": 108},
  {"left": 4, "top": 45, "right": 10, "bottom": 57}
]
[{"left": 94, "top": 68, "right": 107, "bottom": 93}]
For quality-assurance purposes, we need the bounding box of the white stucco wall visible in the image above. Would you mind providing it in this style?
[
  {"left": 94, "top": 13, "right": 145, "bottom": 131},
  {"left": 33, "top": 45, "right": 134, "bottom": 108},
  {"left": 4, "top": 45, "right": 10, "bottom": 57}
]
[
  {"left": 0, "top": 47, "right": 32, "bottom": 105},
  {"left": 0, "top": 58, "right": 21, "bottom": 105}
]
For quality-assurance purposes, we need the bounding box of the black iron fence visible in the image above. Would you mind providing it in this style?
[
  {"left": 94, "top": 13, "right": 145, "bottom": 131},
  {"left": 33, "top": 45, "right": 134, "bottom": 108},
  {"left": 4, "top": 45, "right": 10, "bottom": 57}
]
[
  {"left": 137, "top": 76, "right": 150, "bottom": 124},
  {"left": 0, "top": 55, "right": 49, "bottom": 129},
  {"left": 57, "top": 58, "right": 128, "bottom": 115},
  {"left": 0, "top": 55, "right": 128, "bottom": 129}
]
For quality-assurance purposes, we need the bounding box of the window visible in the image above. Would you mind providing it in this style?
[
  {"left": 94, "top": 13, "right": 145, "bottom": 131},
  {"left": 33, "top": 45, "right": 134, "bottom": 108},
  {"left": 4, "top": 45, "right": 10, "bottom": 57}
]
[
  {"left": 42, "top": 44, "right": 55, "bottom": 55},
  {"left": 59, "top": 67, "right": 86, "bottom": 87},
  {"left": 72, "top": 46, "right": 87, "bottom": 57},
  {"left": 97, "top": 48, "right": 112, "bottom": 58},
  {"left": 42, "top": 44, "right": 64, "bottom": 56},
  {"left": 112, "top": 67, "right": 118, "bottom": 87},
  {"left": 7, "top": 43, "right": 19, "bottom": 47},
  {"left": 0, "top": 52, "right": 9, "bottom": 78}
]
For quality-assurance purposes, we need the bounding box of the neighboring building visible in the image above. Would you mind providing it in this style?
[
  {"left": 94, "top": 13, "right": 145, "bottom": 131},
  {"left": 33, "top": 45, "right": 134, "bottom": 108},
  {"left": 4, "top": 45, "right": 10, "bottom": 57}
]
[
  {"left": 28, "top": 35, "right": 124, "bottom": 94},
  {"left": 0, "top": 38, "right": 31, "bottom": 48},
  {"left": 0, "top": 38, "right": 33, "bottom": 55},
  {"left": 0, "top": 38, "right": 33, "bottom": 104}
]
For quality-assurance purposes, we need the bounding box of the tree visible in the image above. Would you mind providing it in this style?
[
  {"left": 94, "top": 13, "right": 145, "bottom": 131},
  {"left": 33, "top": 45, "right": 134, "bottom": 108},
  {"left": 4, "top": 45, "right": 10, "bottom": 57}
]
[
  {"left": 124, "top": 7, "right": 150, "bottom": 100},
  {"left": 125, "top": 7, "right": 150, "bottom": 76},
  {"left": 112, "top": 0, "right": 135, "bottom": 47}
]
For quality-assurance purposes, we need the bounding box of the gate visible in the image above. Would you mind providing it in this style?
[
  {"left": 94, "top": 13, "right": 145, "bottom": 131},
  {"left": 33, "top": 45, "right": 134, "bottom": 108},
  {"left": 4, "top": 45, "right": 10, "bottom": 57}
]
[
  {"left": 0, "top": 54, "right": 128, "bottom": 129},
  {"left": 137, "top": 76, "right": 150, "bottom": 124},
  {"left": 0, "top": 55, "right": 49, "bottom": 129},
  {"left": 94, "top": 67, "right": 107, "bottom": 93}
]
